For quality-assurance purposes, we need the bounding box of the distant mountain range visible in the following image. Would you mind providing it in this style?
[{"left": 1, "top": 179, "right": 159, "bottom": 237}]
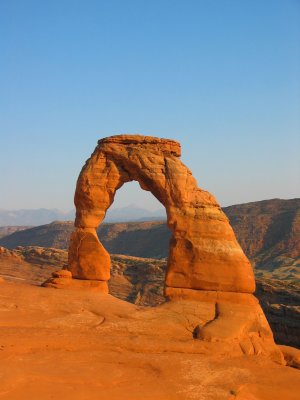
[
  {"left": 0, "top": 209, "right": 74, "bottom": 226},
  {"left": 0, "top": 205, "right": 166, "bottom": 226},
  {"left": 105, "top": 205, "right": 166, "bottom": 222}
]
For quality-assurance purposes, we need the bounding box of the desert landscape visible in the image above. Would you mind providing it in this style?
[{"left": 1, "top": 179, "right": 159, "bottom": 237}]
[
  {"left": 0, "top": 135, "right": 299, "bottom": 400},
  {"left": 1, "top": 2, "right": 299, "bottom": 399}
]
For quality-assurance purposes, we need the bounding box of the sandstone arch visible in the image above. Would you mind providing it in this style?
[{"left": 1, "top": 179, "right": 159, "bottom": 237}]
[
  {"left": 68, "top": 135, "right": 255, "bottom": 295},
  {"left": 44, "top": 137, "right": 282, "bottom": 361}
]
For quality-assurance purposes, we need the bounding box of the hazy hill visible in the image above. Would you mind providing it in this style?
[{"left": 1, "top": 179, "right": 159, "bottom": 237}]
[
  {"left": 224, "top": 198, "right": 300, "bottom": 260},
  {"left": 224, "top": 198, "right": 300, "bottom": 281},
  {"left": 0, "top": 226, "right": 32, "bottom": 239},
  {"left": 0, "top": 221, "right": 171, "bottom": 257},
  {"left": 0, "top": 221, "right": 74, "bottom": 249},
  {"left": 0, "top": 208, "right": 74, "bottom": 226},
  {"left": 99, "top": 221, "right": 171, "bottom": 259}
]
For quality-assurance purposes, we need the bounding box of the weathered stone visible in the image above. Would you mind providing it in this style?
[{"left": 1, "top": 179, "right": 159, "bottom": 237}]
[
  {"left": 164, "top": 287, "right": 259, "bottom": 304},
  {"left": 165, "top": 286, "right": 284, "bottom": 363},
  {"left": 279, "top": 345, "right": 300, "bottom": 369},
  {"left": 52, "top": 269, "right": 72, "bottom": 279},
  {"left": 68, "top": 228, "right": 110, "bottom": 280},
  {"left": 39, "top": 135, "right": 286, "bottom": 362},
  {"left": 42, "top": 277, "right": 108, "bottom": 293},
  {"left": 68, "top": 134, "right": 255, "bottom": 293}
]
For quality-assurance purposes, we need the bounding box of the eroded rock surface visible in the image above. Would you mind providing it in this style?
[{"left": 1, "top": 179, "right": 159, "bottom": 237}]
[
  {"left": 37, "top": 135, "right": 287, "bottom": 360},
  {"left": 1, "top": 281, "right": 299, "bottom": 400},
  {"left": 1, "top": 247, "right": 299, "bottom": 349},
  {"left": 68, "top": 135, "right": 255, "bottom": 294}
]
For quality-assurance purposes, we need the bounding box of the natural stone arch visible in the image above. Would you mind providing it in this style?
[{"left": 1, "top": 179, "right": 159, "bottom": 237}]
[
  {"left": 68, "top": 135, "right": 255, "bottom": 295},
  {"left": 44, "top": 138, "right": 282, "bottom": 361}
]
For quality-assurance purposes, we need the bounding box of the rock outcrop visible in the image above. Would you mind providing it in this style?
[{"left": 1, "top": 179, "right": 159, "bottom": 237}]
[
  {"left": 67, "top": 135, "right": 255, "bottom": 294},
  {"left": 1, "top": 281, "right": 300, "bottom": 399},
  {"left": 279, "top": 345, "right": 300, "bottom": 369},
  {"left": 43, "top": 270, "right": 108, "bottom": 293},
  {"left": 42, "top": 135, "right": 285, "bottom": 358},
  {"left": 2, "top": 246, "right": 299, "bottom": 348}
]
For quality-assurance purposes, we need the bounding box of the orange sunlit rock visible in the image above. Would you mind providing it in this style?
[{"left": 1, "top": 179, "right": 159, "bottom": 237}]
[{"left": 69, "top": 135, "right": 255, "bottom": 293}]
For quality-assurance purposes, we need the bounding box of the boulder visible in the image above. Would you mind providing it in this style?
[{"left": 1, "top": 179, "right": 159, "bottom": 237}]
[
  {"left": 279, "top": 345, "right": 300, "bottom": 369},
  {"left": 42, "top": 277, "right": 108, "bottom": 293},
  {"left": 52, "top": 269, "right": 72, "bottom": 279}
]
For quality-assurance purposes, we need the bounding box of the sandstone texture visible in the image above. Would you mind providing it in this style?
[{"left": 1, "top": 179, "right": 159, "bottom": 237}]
[
  {"left": 54, "top": 135, "right": 282, "bottom": 356},
  {"left": 279, "top": 345, "right": 300, "bottom": 369},
  {"left": 42, "top": 275, "right": 109, "bottom": 293},
  {"left": 1, "top": 247, "right": 299, "bottom": 349},
  {"left": 52, "top": 269, "right": 72, "bottom": 278},
  {"left": 1, "top": 281, "right": 300, "bottom": 400},
  {"left": 68, "top": 135, "right": 255, "bottom": 294}
]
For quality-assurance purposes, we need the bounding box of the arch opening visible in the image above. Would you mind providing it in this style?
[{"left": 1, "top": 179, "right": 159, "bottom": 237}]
[
  {"left": 103, "top": 181, "right": 166, "bottom": 223},
  {"left": 97, "top": 181, "right": 171, "bottom": 306}
]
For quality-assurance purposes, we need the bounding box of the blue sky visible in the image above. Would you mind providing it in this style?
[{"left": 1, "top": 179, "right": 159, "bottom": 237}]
[{"left": 0, "top": 0, "right": 299, "bottom": 211}]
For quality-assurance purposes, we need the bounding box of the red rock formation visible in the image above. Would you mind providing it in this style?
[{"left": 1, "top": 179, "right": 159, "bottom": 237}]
[
  {"left": 68, "top": 135, "right": 255, "bottom": 294},
  {"left": 42, "top": 135, "right": 285, "bottom": 356},
  {"left": 43, "top": 270, "right": 108, "bottom": 293}
]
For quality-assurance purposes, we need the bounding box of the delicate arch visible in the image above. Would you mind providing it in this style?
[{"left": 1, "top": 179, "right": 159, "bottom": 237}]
[{"left": 68, "top": 135, "right": 255, "bottom": 294}]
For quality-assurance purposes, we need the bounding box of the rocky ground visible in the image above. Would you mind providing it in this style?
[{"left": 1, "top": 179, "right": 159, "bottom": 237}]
[
  {"left": 0, "top": 279, "right": 300, "bottom": 400},
  {"left": 0, "top": 246, "right": 299, "bottom": 349},
  {"left": 0, "top": 246, "right": 68, "bottom": 284},
  {"left": 0, "top": 244, "right": 300, "bottom": 399}
]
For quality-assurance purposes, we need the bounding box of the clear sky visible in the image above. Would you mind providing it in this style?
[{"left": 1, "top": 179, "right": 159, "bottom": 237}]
[{"left": 0, "top": 0, "right": 299, "bottom": 211}]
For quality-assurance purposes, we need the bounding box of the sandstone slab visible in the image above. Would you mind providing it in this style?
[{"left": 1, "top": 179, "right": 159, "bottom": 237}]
[
  {"left": 42, "top": 277, "right": 108, "bottom": 293},
  {"left": 279, "top": 345, "right": 300, "bottom": 369},
  {"left": 52, "top": 269, "right": 72, "bottom": 279},
  {"left": 1, "top": 282, "right": 299, "bottom": 400}
]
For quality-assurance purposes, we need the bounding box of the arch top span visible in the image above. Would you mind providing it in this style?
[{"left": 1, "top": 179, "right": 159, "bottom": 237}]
[
  {"left": 98, "top": 134, "right": 181, "bottom": 157},
  {"left": 68, "top": 134, "right": 256, "bottom": 295}
]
